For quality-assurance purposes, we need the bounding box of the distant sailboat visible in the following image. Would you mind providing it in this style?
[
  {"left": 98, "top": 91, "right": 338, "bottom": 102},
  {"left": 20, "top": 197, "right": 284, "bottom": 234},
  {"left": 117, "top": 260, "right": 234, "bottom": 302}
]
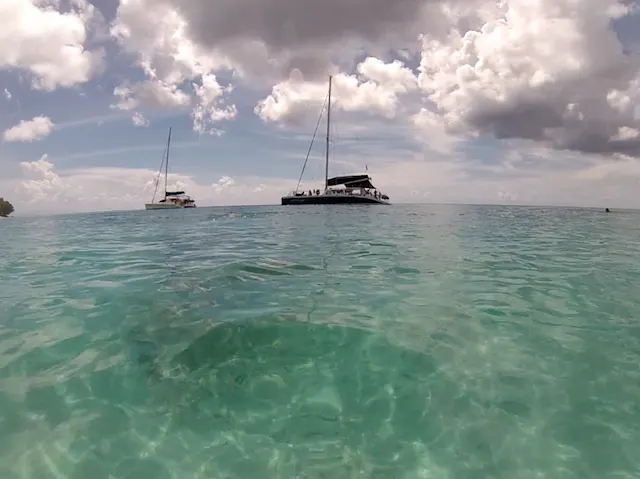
[
  {"left": 281, "top": 75, "right": 390, "bottom": 205},
  {"left": 145, "top": 127, "right": 196, "bottom": 210}
]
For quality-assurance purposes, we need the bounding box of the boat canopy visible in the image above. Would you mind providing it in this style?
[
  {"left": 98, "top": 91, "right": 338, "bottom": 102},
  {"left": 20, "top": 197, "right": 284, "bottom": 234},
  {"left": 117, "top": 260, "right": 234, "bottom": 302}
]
[
  {"left": 327, "top": 175, "right": 375, "bottom": 189},
  {"left": 165, "top": 191, "right": 186, "bottom": 196}
]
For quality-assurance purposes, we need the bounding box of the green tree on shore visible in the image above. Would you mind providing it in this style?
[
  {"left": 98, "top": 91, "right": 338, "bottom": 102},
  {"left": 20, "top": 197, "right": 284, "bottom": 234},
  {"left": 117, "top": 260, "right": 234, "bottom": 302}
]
[{"left": 0, "top": 198, "right": 14, "bottom": 217}]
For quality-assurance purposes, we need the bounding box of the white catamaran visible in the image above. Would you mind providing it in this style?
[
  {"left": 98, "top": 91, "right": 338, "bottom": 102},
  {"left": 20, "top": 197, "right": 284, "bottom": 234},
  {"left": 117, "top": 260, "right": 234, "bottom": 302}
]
[
  {"left": 281, "top": 75, "right": 390, "bottom": 205},
  {"left": 145, "top": 127, "right": 196, "bottom": 210}
]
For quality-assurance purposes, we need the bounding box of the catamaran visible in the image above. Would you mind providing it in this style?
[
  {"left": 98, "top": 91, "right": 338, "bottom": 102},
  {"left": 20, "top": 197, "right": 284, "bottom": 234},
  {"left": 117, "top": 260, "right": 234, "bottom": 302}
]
[
  {"left": 281, "top": 75, "right": 390, "bottom": 205},
  {"left": 145, "top": 127, "right": 196, "bottom": 210}
]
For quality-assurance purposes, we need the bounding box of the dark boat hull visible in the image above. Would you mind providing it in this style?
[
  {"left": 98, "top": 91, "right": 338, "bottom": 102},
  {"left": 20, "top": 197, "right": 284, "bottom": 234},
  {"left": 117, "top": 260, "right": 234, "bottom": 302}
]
[{"left": 281, "top": 194, "right": 389, "bottom": 205}]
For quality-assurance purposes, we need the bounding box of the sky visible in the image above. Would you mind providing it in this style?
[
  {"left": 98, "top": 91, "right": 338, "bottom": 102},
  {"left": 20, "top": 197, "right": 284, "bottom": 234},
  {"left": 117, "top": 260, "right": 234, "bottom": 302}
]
[{"left": 1, "top": 0, "right": 640, "bottom": 215}]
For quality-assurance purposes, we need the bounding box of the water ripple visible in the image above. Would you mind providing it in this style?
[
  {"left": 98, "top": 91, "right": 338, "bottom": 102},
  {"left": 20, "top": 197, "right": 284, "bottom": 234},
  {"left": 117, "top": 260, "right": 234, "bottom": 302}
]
[{"left": 1, "top": 205, "right": 640, "bottom": 477}]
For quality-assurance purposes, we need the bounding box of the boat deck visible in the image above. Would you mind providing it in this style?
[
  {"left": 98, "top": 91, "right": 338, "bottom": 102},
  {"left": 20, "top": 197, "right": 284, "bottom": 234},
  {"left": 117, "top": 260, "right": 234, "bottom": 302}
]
[{"left": 282, "top": 193, "right": 389, "bottom": 205}]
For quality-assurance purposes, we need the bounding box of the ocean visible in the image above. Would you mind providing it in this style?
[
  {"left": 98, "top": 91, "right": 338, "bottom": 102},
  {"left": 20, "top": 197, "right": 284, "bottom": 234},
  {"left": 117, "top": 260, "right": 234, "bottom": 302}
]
[{"left": 1, "top": 204, "right": 639, "bottom": 478}]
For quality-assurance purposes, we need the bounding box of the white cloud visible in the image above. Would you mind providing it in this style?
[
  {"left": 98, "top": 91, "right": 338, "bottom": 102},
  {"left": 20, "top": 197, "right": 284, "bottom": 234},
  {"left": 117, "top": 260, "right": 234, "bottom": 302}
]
[
  {"left": 411, "top": 108, "right": 465, "bottom": 155},
  {"left": 3, "top": 0, "right": 640, "bottom": 212},
  {"left": 192, "top": 74, "right": 237, "bottom": 135},
  {"left": 107, "top": 0, "right": 640, "bottom": 158},
  {"left": 113, "top": 81, "right": 190, "bottom": 111},
  {"left": 6, "top": 0, "right": 638, "bottom": 160},
  {"left": 110, "top": 0, "right": 225, "bottom": 83},
  {"left": 20, "top": 155, "right": 64, "bottom": 201},
  {"left": 417, "top": 0, "right": 640, "bottom": 156},
  {"left": 357, "top": 57, "right": 418, "bottom": 92},
  {"left": 0, "top": 0, "right": 104, "bottom": 90},
  {"left": 5, "top": 146, "right": 640, "bottom": 216},
  {"left": 255, "top": 58, "right": 418, "bottom": 125},
  {"left": 3, "top": 116, "right": 54, "bottom": 142},
  {"left": 3, "top": 155, "right": 293, "bottom": 214},
  {"left": 155, "top": 0, "right": 444, "bottom": 82},
  {"left": 110, "top": 0, "right": 236, "bottom": 134},
  {"left": 3, "top": 88, "right": 11, "bottom": 101},
  {"left": 213, "top": 176, "right": 236, "bottom": 192},
  {"left": 614, "top": 126, "right": 640, "bottom": 141},
  {"left": 132, "top": 112, "right": 149, "bottom": 127},
  {"left": 367, "top": 151, "right": 640, "bottom": 208}
]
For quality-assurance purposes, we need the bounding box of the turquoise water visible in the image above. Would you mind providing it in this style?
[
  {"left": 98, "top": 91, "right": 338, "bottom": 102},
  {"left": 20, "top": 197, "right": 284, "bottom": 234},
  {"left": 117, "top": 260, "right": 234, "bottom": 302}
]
[{"left": 1, "top": 204, "right": 640, "bottom": 478}]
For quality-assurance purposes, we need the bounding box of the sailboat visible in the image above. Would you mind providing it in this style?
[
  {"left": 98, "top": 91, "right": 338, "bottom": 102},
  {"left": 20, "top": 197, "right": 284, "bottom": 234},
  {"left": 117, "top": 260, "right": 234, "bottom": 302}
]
[
  {"left": 281, "top": 75, "right": 390, "bottom": 205},
  {"left": 145, "top": 127, "right": 196, "bottom": 210}
]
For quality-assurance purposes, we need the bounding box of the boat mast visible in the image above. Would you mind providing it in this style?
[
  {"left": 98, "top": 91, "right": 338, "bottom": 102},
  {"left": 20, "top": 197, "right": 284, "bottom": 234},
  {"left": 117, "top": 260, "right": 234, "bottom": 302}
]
[
  {"left": 325, "top": 75, "right": 332, "bottom": 191},
  {"left": 164, "top": 127, "right": 172, "bottom": 198}
]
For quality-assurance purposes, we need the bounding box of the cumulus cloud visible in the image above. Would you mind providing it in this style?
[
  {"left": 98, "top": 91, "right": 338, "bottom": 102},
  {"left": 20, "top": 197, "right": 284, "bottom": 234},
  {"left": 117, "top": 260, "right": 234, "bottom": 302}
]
[
  {"left": 176, "top": 0, "right": 424, "bottom": 49},
  {"left": 132, "top": 112, "right": 149, "bottom": 127},
  {"left": 3, "top": 155, "right": 292, "bottom": 214},
  {"left": 0, "top": 0, "right": 104, "bottom": 90},
  {"left": 6, "top": 146, "right": 640, "bottom": 215},
  {"left": 3, "top": 88, "right": 11, "bottom": 101},
  {"left": 418, "top": 0, "right": 640, "bottom": 157},
  {"left": 20, "top": 155, "right": 64, "bottom": 201},
  {"left": 3, "top": 116, "right": 54, "bottom": 142},
  {"left": 411, "top": 108, "right": 465, "bottom": 154},
  {"left": 3, "top": 0, "right": 640, "bottom": 216},
  {"left": 110, "top": 0, "right": 237, "bottom": 135},
  {"left": 163, "top": 0, "right": 452, "bottom": 81},
  {"left": 213, "top": 176, "right": 236, "bottom": 192},
  {"left": 192, "top": 74, "right": 238, "bottom": 135},
  {"left": 255, "top": 58, "right": 419, "bottom": 125},
  {"left": 113, "top": 81, "right": 190, "bottom": 111},
  {"left": 108, "top": 0, "right": 640, "bottom": 159},
  {"left": 367, "top": 150, "right": 640, "bottom": 208}
]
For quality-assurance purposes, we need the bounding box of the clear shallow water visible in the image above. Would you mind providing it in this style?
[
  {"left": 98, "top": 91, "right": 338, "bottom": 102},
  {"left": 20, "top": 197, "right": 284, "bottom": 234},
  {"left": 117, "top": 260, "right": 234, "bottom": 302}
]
[{"left": 1, "top": 204, "right": 640, "bottom": 478}]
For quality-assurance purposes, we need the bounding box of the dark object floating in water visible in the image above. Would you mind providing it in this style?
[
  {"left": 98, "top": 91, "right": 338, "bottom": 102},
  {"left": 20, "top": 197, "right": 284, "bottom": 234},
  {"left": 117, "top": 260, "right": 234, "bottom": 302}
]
[{"left": 605, "top": 208, "right": 610, "bottom": 213}]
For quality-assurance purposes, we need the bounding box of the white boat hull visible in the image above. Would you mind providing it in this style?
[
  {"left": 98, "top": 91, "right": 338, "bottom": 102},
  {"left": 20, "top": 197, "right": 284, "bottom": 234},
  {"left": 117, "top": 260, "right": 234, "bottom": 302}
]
[
  {"left": 145, "top": 203, "right": 191, "bottom": 210},
  {"left": 282, "top": 193, "right": 390, "bottom": 205}
]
